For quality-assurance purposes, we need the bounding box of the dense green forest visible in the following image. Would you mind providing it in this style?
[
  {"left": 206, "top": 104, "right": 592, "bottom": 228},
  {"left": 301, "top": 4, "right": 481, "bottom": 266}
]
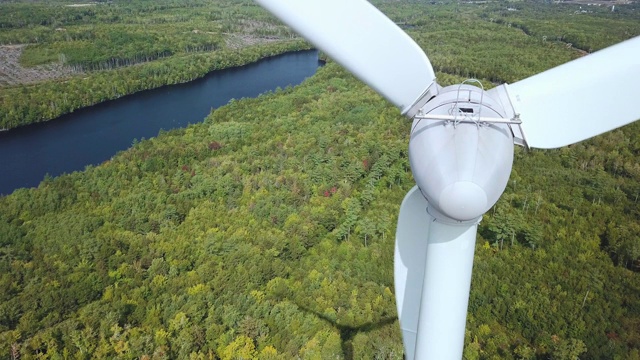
[
  {"left": 0, "top": 0, "right": 306, "bottom": 130},
  {"left": 1, "top": 0, "right": 640, "bottom": 359}
]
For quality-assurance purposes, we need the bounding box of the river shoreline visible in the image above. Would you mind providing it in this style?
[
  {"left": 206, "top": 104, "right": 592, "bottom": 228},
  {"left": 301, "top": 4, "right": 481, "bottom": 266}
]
[
  {"left": 0, "top": 41, "right": 312, "bottom": 131},
  {"left": 0, "top": 50, "right": 321, "bottom": 195}
]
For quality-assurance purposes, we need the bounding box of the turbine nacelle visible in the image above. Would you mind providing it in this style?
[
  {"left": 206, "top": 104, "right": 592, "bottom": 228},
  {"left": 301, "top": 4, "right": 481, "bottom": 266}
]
[{"left": 409, "top": 84, "right": 514, "bottom": 221}]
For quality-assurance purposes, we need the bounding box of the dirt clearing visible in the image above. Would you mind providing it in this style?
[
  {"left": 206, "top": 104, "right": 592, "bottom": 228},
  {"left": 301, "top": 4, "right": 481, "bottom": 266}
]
[{"left": 0, "top": 45, "right": 82, "bottom": 87}]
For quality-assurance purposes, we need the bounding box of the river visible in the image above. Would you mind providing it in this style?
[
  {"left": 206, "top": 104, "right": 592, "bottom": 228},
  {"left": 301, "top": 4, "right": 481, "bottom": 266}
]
[{"left": 0, "top": 50, "right": 321, "bottom": 196}]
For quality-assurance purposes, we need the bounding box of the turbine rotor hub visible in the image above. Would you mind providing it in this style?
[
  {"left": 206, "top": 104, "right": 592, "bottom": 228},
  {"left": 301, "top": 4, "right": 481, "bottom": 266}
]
[{"left": 409, "top": 84, "right": 515, "bottom": 222}]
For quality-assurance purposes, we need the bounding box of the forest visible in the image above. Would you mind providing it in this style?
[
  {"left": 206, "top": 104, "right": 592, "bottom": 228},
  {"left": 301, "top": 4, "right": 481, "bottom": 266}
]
[
  {"left": 1, "top": 0, "right": 640, "bottom": 359},
  {"left": 0, "top": 0, "right": 305, "bottom": 130}
]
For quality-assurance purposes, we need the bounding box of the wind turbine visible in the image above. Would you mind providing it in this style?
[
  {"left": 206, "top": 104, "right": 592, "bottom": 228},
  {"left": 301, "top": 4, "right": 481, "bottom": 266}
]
[{"left": 254, "top": 0, "right": 640, "bottom": 358}]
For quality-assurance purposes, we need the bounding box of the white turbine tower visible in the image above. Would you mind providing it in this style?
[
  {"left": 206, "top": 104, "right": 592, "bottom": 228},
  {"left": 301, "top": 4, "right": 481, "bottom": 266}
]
[{"left": 254, "top": 0, "right": 640, "bottom": 358}]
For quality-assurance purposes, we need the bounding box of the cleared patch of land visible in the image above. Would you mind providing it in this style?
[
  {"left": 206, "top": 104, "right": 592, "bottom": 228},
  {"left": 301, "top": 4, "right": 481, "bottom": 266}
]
[
  {"left": 0, "top": 45, "right": 82, "bottom": 87},
  {"left": 224, "top": 20, "right": 296, "bottom": 49},
  {"left": 224, "top": 34, "right": 284, "bottom": 49}
]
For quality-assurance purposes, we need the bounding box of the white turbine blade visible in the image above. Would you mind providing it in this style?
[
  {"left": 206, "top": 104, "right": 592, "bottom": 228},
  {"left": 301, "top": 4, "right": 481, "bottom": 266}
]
[
  {"left": 255, "top": 0, "right": 436, "bottom": 114},
  {"left": 395, "top": 186, "right": 479, "bottom": 359},
  {"left": 506, "top": 36, "right": 640, "bottom": 149},
  {"left": 395, "top": 186, "right": 430, "bottom": 360}
]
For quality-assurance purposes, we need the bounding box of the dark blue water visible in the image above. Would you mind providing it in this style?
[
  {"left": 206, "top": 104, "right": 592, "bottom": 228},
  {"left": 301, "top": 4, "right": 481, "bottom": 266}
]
[{"left": 0, "top": 50, "right": 320, "bottom": 195}]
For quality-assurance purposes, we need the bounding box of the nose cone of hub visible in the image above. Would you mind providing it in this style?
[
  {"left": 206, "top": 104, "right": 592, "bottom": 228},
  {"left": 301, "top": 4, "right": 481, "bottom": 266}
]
[
  {"left": 439, "top": 181, "right": 488, "bottom": 221},
  {"left": 408, "top": 84, "right": 515, "bottom": 222}
]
